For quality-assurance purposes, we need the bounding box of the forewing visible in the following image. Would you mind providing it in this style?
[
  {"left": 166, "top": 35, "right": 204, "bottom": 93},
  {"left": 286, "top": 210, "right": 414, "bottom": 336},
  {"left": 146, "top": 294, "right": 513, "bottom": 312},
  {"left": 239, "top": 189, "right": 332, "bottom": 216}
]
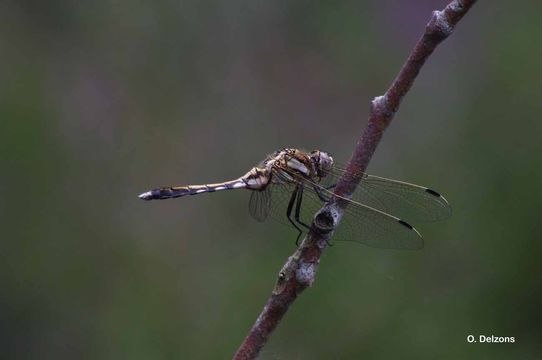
[
  {"left": 325, "top": 167, "right": 451, "bottom": 222},
  {"left": 354, "top": 175, "right": 452, "bottom": 222}
]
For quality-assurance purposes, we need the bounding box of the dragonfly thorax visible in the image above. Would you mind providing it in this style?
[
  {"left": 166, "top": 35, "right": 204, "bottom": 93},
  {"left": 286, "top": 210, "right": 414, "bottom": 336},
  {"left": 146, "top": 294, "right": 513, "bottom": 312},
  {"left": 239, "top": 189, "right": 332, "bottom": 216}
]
[{"left": 264, "top": 148, "right": 334, "bottom": 184}]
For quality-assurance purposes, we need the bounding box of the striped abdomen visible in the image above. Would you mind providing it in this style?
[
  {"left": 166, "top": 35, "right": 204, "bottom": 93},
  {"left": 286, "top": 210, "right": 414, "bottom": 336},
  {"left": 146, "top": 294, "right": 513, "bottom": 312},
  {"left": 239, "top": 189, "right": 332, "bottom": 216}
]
[{"left": 138, "top": 167, "right": 269, "bottom": 201}]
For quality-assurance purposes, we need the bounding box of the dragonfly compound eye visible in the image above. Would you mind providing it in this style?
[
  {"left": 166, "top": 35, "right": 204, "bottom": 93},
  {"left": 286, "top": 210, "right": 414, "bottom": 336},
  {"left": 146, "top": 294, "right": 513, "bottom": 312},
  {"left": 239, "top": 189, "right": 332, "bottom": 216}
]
[{"left": 317, "top": 151, "right": 333, "bottom": 177}]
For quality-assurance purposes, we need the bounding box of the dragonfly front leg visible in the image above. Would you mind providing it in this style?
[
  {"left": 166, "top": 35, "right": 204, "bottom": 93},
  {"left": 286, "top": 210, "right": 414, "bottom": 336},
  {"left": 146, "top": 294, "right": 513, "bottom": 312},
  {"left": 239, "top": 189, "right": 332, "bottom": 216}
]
[
  {"left": 313, "top": 184, "right": 333, "bottom": 202},
  {"left": 286, "top": 186, "right": 304, "bottom": 245}
]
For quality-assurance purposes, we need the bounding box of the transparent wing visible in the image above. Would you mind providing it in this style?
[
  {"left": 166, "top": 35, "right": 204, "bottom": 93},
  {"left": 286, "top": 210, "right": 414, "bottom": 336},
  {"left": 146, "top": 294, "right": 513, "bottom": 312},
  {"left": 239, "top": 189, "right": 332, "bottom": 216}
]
[
  {"left": 300, "top": 186, "right": 424, "bottom": 250},
  {"left": 248, "top": 188, "right": 271, "bottom": 222},
  {"left": 356, "top": 175, "right": 451, "bottom": 222},
  {"left": 248, "top": 166, "right": 435, "bottom": 249},
  {"left": 248, "top": 182, "right": 306, "bottom": 227},
  {"left": 248, "top": 173, "right": 330, "bottom": 229},
  {"left": 262, "top": 166, "right": 425, "bottom": 250},
  {"left": 325, "top": 166, "right": 452, "bottom": 223}
]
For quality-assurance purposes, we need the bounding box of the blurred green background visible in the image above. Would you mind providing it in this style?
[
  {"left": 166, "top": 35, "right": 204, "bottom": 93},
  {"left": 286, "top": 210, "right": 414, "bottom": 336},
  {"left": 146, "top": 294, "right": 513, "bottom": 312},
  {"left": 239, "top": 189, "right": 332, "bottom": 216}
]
[{"left": 2, "top": 0, "right": 541, "bottom": 358}]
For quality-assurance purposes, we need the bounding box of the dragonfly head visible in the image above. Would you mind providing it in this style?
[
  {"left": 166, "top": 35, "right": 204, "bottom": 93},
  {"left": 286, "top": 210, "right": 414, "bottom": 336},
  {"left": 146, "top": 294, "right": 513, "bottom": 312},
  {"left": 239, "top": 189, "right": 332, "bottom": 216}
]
[{"left": 310, "top": 150, "right": 334, "bottom": 178}]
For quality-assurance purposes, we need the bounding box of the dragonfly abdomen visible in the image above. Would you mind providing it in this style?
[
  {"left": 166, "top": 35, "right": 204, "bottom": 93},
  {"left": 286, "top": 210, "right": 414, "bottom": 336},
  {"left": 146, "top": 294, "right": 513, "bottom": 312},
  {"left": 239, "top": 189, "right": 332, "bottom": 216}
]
[
  {"left": 138, "top": 179, "right": 247, "bottom": 200},
  {"left": 139, "top": 167, "right": 271, "bottom": 201}
]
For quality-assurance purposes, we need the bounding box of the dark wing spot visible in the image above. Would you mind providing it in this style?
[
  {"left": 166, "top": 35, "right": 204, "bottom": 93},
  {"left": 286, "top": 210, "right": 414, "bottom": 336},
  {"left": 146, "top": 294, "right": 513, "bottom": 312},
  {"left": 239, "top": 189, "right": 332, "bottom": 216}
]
[
  {"left": 425, "top": 188, "right": 441, "bottom": 197},
  {"left": 398, "top": 219, "right": 414, "bottom": 229}
]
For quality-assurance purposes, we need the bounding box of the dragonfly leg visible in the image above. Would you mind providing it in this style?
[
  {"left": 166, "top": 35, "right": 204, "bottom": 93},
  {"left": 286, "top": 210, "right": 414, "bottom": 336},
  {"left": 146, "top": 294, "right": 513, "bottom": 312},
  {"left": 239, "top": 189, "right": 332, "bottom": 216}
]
[
  {"left": 293, "top": 186, "right": 314, "bottom": 246},
  {"left": 294, "top": 186, "right": 311, "bottom": 230},
  {"left": 286, "top": 186, "right": 304, "bottom": 245},
  {"left": 313, "top": 184, "right": 331, "bottom": 202},
  {"left": 295, "top": 231, "right": 303, "bottom": 246}
]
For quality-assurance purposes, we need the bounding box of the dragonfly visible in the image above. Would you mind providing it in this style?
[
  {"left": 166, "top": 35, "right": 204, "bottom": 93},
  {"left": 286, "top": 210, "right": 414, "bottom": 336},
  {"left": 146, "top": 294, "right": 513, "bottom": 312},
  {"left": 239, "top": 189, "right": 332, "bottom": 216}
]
[{"left": 139, "top": 148, "right": 451, "bottom": 249}]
